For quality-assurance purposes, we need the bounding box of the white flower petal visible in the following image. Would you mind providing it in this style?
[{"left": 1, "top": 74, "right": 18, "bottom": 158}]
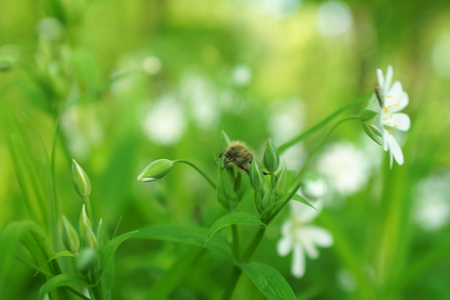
[
  {"left": 386, "top": 131, "right": 404, "bottom": 165},
  {"left": 377, "top": 68, "right": 384, "bottom": 88},
  {"left": 385, "top": 82, "right": 408, "bottom": 112},
  {"left": 382, "top": 130, "right": 389, "bottom": 151},
  {"left": 289, "top": 200, "right": 322, "bottom": 223},
  {"left": 384, "top": 113, "right": 410, "bottom": 131},
  {"left": 308, "top": 227, "right": 334, "bottom": 247},
  {"left": 277, "top": 236, "right": 292, "bottom": 256},
  {"left": 384, "top": 65, "right": 394, "bottom": 95},
  {"left": 292, "top": 243, "right": 306, "bottom": 278},
  {"left": 300, "top": 229, "right": 319, "bottom": 259}
]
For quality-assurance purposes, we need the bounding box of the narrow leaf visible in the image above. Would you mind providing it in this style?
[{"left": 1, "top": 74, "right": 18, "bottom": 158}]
[
  {"left": 131, "top": 224, "right": 233, "bottom": 260},
  {"left": 100, "top": 230, "right": 138, "bottom": 269},
  {"left": 39, "top": 274, "right": 87, "bottom": 300},
  {"left": 207, "top": 212, "right": 264, "bottom": 240},
  {"left": 240, "top": 262, "right": 296, "bottom": 300}
]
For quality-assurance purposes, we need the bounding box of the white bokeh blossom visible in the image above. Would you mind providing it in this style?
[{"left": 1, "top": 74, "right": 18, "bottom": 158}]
[
  {"left": 376, "top": 65, "right": 411, "bottom": 167},
  {"left": 317, "top": 141, "right": 371, "bottom": 197},
  {"left": 277, "top": 200, "right": 333, "bottom": 278}
]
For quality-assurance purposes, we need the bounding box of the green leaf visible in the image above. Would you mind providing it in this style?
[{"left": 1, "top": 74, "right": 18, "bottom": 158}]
[
  {"left": 207, "top": 212, "right": 264, "bottom": 241},
  {"left": 39, "top": 274, "right": 88, "bottom": 300},
  {"left": 131, "top": 224, "right": 233, "bottom": 260},
  {"left": 100, "top": 230, "right": 138, "bottom": 270},
  {"left": 240, "top": 262, "right": 296, "bottom": 300},
  {"left": 291, "top": 194, "right": 316, "bottom": 209}
]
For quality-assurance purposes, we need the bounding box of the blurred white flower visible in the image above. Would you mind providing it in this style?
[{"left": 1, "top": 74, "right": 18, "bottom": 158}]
[
  {"left": 277, "top": 200, "right": 333, "bottom": 278},
  {"left": 142, "top": 56, "right": 162, "bottom": 75},
  {"left": 143, "top": 95, "right": 187, "bottom": 146},
  {"left": 317, "top": 1, "right": 353, "bottom": 38},
  {"left": 300, "top": 172, "right": 328, "bottom": 201},
  {"left": 376, "top": 65, "right": 411, "bottom": 167},
  {"left": 412, "top": 171, "right": 450, "bottom": 231},
  {"left": 317, "top": 141, "right": 371, "bottom": 197},
  {"left": 179, "top": 74, "right": 220, "bottom": 130},
  {"left": 268, "top": 98, "right": 306, "bottom": 145},
  {"left": 232, "top": 65, "right": 252, "bottom": 86}
]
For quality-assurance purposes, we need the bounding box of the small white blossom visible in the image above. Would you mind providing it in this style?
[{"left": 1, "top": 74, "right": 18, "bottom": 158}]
[
  {"left": 376, "top": 65, "right": 411, "bottom": 167},
  {"left": 277, "top": 201, "right": 333, "bottom": 278},
  {"left": 317, "top": 141, "right": 371, "bottom": 197}
]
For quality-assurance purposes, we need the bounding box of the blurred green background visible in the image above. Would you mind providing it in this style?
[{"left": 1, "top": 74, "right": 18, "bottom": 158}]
[{"left": 1, "top": 0, "right": 450, "bottom": 299}]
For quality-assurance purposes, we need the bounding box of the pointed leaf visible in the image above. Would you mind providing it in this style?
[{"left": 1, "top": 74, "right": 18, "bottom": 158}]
[
  {"left": 207, "top": 212, "right": 265, "bottom": 240},
  {"left": 131, "top": 224, "right": 233, "bottom": 260},
  {"left": 100, "top": 230, "right": 138, "bottom": 269},
  {"left": 39, "top": 274, "right": 88, "bottom": 299},
  {"left": 240, "top": 262, "right": 296, "bottom": 300}
]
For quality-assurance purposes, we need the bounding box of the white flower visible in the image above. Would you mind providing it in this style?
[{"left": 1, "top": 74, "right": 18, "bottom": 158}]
[
  {"left": 277, "top": 201, "right": 333, "bottom": 278},
  {"left": 376, "top": 65, "right": 411, "bottom": 167},
  {"left": 317, "top": 141, "right": 371, "bottom": 197}
]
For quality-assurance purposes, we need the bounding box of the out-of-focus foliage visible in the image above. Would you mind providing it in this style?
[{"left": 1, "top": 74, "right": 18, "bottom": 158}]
[{"left": 1, "top": 0, "right": 450, "bottom": 299}]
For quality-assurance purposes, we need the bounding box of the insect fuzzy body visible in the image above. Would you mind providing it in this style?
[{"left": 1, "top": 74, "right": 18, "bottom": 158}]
[{"left": 218, "top": 141, "right": 254, "bottom": 173}]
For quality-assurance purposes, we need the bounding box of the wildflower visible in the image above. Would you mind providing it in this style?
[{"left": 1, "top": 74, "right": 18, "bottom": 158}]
[
  {"left": 317, "top": 141, "right": 371, "bottom": 197},
  {"left": 376, "top": 65, "right": 411, "bottom": 167},
  {"left": 277, "top": 201, "right": 333, "bottom": 278}
]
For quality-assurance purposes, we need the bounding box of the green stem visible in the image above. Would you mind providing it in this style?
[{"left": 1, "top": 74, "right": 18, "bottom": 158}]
[
  {"left": 292, "top": 116, "right": 360, "bottom": 183},
  {"left": 266, "top": 116, "right": 361, "bottom": 224},
  {"left": 173, "top": 160, "right": 217, "bottom": 190},
  {"left": 84, "top": 196, "right": 94, "bottom": 225},
  {"left": 278, "top": 94, "right": 369, "bottom": 154},
  {"left": 222, "top": 226, "right": 266, "bottom": 300}
]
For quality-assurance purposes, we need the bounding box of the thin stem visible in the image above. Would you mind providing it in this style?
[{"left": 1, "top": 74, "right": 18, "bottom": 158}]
[
  {"left": 266, "top": 116, "right": 361, "bottom": 224},
  {"left": 278, "top": 94, "right": 369, "bottom": 154},
  {"left": 84, "top": 196, "right": 94, "bottom": 225},
  {"left": 222, "top": 226, "right": 266, "bottom": 300},
  {"left": 173, "top": 159, "right": 217, "bottom": 190}
]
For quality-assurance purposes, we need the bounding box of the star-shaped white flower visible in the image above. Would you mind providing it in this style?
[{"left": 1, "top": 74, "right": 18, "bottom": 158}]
[
  {"left": 277, "top": 200, "right": 333, "bottom": 278},
  {"left": 376, "top": 65, "right": 411, "bottom": 167}
]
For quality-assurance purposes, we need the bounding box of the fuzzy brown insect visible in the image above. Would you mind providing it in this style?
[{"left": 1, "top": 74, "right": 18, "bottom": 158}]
[{"left": 218, "top": 141, "right": 254, "bottom": 173}]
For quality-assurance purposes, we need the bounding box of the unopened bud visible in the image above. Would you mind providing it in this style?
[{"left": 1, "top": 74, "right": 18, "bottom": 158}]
[
  {"left": 79, "top": 205, "right": 97, "bottom": 250},
  {"left": 217, "top": 168, "right": 239, "bottom": 211},
  {"left": 249, "top": 159, "right": 265, "bottom": 191},
  {"left": 62, "top": 215, "right": 80, "bottom": 253},
  {"left": 72, "top": 159, "right": 91, "bottom": 198},
  {"left": 263, "top": 138, "right": 280, "bottom": 173},
  {"left": 137, "top": 159, "right": 173, "bottom": 182}
]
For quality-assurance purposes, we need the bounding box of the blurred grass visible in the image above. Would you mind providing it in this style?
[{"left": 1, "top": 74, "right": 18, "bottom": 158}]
[{"left": 1, "top": 0, "right": 450, "bottom": 299}]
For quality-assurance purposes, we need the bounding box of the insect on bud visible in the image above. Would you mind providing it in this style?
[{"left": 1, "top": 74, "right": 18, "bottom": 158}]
[
  {"left": 249, "top": 159, "right": 265, "bottom": 192},
  {"left": 137, "top": 159, "right": 174, "bottom": 182},
  {"left": 300, "top": 172, "right": 327, "bottom": 201},
  {"left": 72, "top": 159, "right": 91, "bottom": 198},
  {"left": 263, "top": 138, "right": 280, "bottom": 173}
]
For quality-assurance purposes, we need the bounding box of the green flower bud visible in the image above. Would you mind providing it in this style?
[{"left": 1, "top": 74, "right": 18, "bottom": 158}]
[
  {"left": 249, "top": 159, "right": 265, "bottom": 191},
  {"left": 72, "top": 159, "right": 91, "bottom": 198},
  {"left": 137, "top": 159, "right": 173, "bottom": 182},
  {"left": 274, "top": 163, "right": 288, "bottom": 195},
  {"left": 300, "top": 172, "right": 327, "bottom": 201},
  {"left": 217, "top": 168, "right": 239, "bottom": 211},
  {"left": 362, "top": 122, "right": 382, "bottom": 146},
  {"left": 263, "top": 138, "right": 280, "bottom": 173},
  {"left": 62, "top": 215, "right": 80, "bottom": 253},
  {"left": 359, "top": 108, "right": 378, "bottom": 122},
  {"left": 0, "top": 57, "right": 13, "bottom": 72},
  {"left": 79, "top": 205, "right": 98, "bottom": 250},
  {"left": 76, "top": 248, "right": 99, "bottom": 274}
]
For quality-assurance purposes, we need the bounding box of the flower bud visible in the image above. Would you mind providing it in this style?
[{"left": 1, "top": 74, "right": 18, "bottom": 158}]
[
  {"left": 263, "top": 138, "right": 280, "bottom": 173},
  {"left": 76, "top": 248, "right": 99, "bottom": 274},
  {"left": 137, "top": 159, "right": 173, "bottom": 182},
  {"left": 274, "top": 163, "right": 288, "bottom": 195},
  {"left": 217, "top": 168, "right": 239, "bottom": 211},
  {"left": 62, "top": 215, "right": 80, "bottom": 253},
  {"left": 300, "top": 172, "right": 327, "bottom": 201},
  {"left": 359, "top": 108, "right": 378, "bottom": 122},
  {"left": 249, "top": 159, "right": 265, "bottom": 191},
  {"left": 72, "top": 159, "right": 91, "bottom": 198},
  {"left": 79, "top": 205, "right": 98, "bottom": 250}
]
